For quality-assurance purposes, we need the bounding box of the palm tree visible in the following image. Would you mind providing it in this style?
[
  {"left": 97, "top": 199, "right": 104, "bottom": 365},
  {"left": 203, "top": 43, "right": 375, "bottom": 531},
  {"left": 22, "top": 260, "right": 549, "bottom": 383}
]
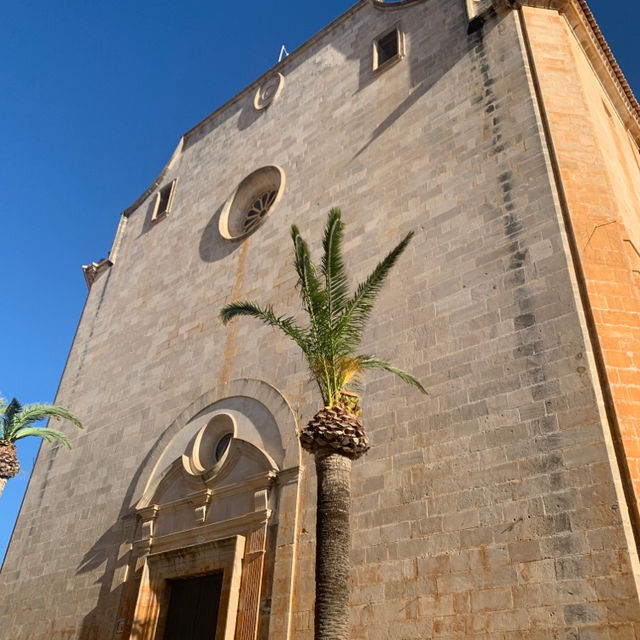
[
  {"left": 0, "top": 396, "right": 82, "bottom": 498},
  {"left": 220, "top": 208, "right": 425, "bottom": 640}
]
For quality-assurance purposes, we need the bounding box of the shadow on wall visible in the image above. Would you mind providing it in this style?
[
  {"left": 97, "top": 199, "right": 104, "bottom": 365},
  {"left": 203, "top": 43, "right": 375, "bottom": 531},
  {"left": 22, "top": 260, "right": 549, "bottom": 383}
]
[
  {"left": 185, "top": 0, "right": 481, "bottom": 152},
  {"left": 76, "top": 442, "right": 158, "bottom": 640},
  {"left": 189, "top": 0, "right": 494, "bottom": 269},
  {"left": 237, "top": 97, "right": 266, "bottom": 131},
  {"left": 199, "top": 203, "right": 245, "bottom": 263},
  {"left": 137, "top": 195, "right": 162, "bottom": 238}
]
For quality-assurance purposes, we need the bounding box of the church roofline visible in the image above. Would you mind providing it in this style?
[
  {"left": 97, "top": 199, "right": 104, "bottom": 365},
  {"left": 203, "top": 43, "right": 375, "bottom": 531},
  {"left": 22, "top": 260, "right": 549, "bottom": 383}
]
[
  {"left": 119, "top": 0, "right": 370, "bottom": 219},
  {"left": 119, "top": 0, "right": 639, "bottom": 223},
  {"left": 180, "top": 0, "right": 370, "bottom": 144},
  {"left": 574, "top": 0, "right": 640, "bottom": 124}
]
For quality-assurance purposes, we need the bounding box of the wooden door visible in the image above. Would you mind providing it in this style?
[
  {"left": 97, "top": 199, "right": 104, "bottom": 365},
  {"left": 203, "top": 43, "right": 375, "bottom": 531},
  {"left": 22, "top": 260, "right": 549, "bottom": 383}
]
[{"left": 162, "top": 572, "right": 224, "bottom": 640}]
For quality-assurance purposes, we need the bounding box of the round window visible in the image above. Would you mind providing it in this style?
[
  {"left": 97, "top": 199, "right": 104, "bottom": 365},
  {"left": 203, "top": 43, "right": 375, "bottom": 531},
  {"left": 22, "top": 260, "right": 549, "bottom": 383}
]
[
  {"left": 182, "top": 413, "right": 236, "bottom": 477},
  {"left": 215, "top": 433, "right": 233, "bottom": 461},
  {"left": 254, "top": 73, "right": 285, "bottom": 110},
  {"left": 243, "top": 190, "right": 277, "bottom": 234},
  {"left": 219, "top": 165, "right": 285, "bottom": 240}
]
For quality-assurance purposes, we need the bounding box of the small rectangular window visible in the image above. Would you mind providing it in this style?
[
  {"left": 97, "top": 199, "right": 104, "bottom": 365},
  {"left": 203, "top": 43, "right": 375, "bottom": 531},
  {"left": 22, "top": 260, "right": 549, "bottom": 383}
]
[
  {"left": 152, "top": 179, "right": 177, "bottom": 221},
  {"left": 373, "top": 26, "right": 403, "bottom": 72}
]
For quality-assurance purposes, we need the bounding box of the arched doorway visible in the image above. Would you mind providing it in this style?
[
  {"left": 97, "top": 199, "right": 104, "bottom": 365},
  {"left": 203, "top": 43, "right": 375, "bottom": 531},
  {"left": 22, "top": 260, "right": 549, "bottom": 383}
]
[{"left": 114, "top": 380, "right": 301, "bottom": 640}]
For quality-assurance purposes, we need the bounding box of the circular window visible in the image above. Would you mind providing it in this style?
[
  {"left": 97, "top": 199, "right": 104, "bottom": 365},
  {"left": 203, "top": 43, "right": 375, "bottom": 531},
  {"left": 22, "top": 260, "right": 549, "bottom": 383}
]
[
  {"left": 183, "top": 413, "right": 237, "bottom": 476},
  {"left": 254, "top": 73, "right": 284, "bottom": 110},
  {"left": 219, "top": 165, "right": 285, "bottom": 240},
  {"left": 215, "top": 433, "right": 233, "bottom": 461},
  {"left": 244, "top": 190, "right": 277, "bottom": 233}
]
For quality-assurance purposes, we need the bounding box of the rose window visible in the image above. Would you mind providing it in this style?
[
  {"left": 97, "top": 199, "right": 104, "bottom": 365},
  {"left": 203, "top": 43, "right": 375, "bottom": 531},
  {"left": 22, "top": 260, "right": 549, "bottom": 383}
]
[
  {"left": 243, "top": 190, "right": 277, "bottom": 233},
  {"left": 219, "top": 166, "right": 285, "bottom": 240}
]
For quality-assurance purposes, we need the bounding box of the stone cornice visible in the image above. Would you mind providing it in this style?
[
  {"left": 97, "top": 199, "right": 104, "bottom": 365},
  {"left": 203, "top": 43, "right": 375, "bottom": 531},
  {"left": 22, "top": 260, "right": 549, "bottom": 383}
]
[
  {"left": 515, "top": 0, "right": 640, "bottom": 141},
  {"left": 82, "top": 258, "right": 112, "bottom": 289},
  {"left": 134, "top": 509, "right": 271, "bottom": 555}
]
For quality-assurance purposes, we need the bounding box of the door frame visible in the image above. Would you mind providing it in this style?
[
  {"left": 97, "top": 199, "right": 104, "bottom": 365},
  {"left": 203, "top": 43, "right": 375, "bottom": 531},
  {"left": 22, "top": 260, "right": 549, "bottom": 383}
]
[{"left": 130, "top": 535, "right": 245, "bottom": 640}]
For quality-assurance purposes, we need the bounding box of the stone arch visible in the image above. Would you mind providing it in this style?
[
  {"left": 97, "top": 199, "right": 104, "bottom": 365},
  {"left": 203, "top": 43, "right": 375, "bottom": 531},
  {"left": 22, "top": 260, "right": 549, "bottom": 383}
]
[
  {"left": 129, "top": 378, "right": 300, "bottom": 508},
  {"left": 120, "top": 379, "right": 301, "bottom": 640}
]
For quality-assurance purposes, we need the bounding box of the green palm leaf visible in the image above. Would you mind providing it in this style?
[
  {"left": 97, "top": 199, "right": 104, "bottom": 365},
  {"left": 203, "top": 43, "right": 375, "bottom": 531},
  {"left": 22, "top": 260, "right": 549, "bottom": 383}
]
[
  {"left": 219, "top": 210, "right": 424, "bottom": 409},
  {"left": 291, "top": 225, "right": 326, "bottom": 327},
  {"left": 321, "top": 209, "right": 350, "bottom": 324},
  {"left": 12, "top": 426, "right": 72, "bottom": 449},
  {"left": 220, "top": 300, "right": 311, "bottom": 356},
  {"left": 1, "top": 398, "right": 22, "bottom": 440},
  {"left": 355, "top": 355, "right": 426, "bottom": 394},
  {"left": 9, "top": 403, "right": 83, "bottom": 440},
  {"left": 291, "top": 225, "right": 334, "bottom": 403},
  {"left": 1, "top": 398, "right": 82, "bottom": 447}
]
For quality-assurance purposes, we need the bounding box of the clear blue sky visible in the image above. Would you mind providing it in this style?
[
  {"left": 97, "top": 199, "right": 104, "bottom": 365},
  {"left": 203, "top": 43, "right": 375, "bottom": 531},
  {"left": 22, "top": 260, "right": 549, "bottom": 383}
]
[{"left": 1, "top": 1, "right": 637, "bottom": 564}]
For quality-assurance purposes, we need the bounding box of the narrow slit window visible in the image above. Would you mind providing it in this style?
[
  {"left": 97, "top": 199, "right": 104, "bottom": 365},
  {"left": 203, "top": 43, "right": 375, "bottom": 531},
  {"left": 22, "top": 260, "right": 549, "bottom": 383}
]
[
  {"left": 152, "top": 179, "right": 177, "bottom": 221},
  {"left": 373, "top": 27, "right": 403, "bottom": 71}
]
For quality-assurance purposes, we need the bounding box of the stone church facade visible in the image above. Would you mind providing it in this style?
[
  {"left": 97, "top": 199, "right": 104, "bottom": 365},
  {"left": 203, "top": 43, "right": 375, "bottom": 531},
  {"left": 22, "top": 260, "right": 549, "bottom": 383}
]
[{"left": 2, "top": 0, "right": 640, "bottom": 638}]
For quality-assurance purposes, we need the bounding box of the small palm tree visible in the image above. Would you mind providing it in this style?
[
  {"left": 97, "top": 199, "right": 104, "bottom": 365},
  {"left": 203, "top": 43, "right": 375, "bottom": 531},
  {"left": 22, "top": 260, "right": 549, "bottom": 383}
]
[
  {"left": 0, "top": 396, "right": 82, "bottom": 498},
  {"left": 220, "top": 208, "right": 425, "bottom": 640}
]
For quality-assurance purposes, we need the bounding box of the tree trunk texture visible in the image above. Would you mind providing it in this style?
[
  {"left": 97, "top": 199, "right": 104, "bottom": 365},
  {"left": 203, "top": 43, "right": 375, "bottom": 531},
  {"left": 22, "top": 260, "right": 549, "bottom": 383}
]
[
  {"left": 314, "top": 452, "right": 352, "bottom": 640},
  {"left": 0, "top": 477, "right": 7, "bottom": 499}
]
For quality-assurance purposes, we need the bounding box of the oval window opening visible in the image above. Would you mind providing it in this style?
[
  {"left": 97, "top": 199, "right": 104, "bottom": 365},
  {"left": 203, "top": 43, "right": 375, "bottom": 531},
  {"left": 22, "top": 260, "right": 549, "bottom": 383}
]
[{"left": 215, "top": 433, "right": 233, "bottom": 461}]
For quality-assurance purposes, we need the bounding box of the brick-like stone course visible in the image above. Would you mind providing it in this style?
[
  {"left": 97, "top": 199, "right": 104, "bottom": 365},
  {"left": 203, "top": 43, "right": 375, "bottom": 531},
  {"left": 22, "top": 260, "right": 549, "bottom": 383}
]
[{"left": 2, "top": 0, "right": 640, "bottom": 638}]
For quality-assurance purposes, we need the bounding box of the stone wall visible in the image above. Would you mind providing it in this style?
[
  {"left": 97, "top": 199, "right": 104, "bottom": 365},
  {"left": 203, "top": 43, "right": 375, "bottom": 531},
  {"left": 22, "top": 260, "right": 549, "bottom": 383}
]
[
  {"left": 2, "top": 1, "right": 640, "bottom": 638},
  {"left": 522, "top": 3, "right": 640, "bottom": 523}
]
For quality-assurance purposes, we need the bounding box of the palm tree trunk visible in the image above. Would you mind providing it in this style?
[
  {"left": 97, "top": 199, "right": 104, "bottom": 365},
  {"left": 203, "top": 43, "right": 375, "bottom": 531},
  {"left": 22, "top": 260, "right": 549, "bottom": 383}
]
[
  {"left": 0, "top": 477, "right": 7, "bottom": 499},
  {"left": 314, "top": 452, "right": 352, "bottom": 640}
]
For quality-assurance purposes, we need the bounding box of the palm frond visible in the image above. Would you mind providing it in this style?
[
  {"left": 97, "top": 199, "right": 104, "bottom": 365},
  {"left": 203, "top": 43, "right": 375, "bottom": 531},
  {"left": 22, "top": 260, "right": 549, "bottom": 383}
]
[
  {"left": 291, "top": 226, "right": 333, "bottom": 403},
  {"left": 12, "top": 403, "right": 82, "bottom": 432},
  {"left": 2, "top": 398, "right": 23, "bottom": 441},
  {"left": 2, "top": 400, "right": 82, "bottom": 445},
  {"left": 326, "top": 355, "right": 363, "bottom": 391},
  {"left": 337, "top": 231, "right": 414, "bottom": 350},
  {"left": 218, "top": 210, "right": 424, "bottom": 408},
  {"left": 12, "top": 426, "right": 72, "bottom": 449},
  {"left": 321, "top": 209, "right": 350, "bottom": 323},
  {"left": 219, "top": 300, "right": 311, "bottom": 355},
  {"left": 291, "top": 226, "right": 325, "bottom": 318},
  {"left": 356, "top": 355, "right": 427, "bottom": 394}
]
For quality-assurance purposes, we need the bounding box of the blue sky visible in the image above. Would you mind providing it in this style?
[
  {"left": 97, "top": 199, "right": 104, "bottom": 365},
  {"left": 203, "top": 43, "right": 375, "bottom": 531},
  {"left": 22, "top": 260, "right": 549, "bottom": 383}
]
[{"left": 0, "top": 1, "right": 638, "bottom": 564}]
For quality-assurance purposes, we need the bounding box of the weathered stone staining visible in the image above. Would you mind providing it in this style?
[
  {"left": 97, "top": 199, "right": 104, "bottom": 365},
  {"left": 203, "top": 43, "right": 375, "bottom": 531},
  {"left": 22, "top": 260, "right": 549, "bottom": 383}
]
[{"left": 2, "top": 0, "right": 640, "bottom": 638}]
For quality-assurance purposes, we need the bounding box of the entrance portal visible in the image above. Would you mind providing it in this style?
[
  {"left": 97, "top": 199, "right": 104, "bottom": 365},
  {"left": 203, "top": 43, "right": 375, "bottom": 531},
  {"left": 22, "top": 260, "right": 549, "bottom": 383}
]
[{"left": 162, "top": 572, "right": 223, "bottom": 640}]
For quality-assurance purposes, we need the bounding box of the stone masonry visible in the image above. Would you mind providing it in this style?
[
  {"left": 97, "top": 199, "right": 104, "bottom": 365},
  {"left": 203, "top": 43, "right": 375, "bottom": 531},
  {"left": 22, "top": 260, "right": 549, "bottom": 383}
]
[{"left": 2, "top": 0, "right": 640, "bottom": 638}]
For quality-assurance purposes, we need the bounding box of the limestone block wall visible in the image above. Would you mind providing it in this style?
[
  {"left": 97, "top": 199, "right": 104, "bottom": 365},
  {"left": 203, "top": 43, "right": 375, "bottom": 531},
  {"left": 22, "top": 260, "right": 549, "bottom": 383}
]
[
  {"left": 1, "top": 0, "right": 640, "bottom": 638},
  {"left": 521, "top": 2, "right": 640, "bottom": 523}
]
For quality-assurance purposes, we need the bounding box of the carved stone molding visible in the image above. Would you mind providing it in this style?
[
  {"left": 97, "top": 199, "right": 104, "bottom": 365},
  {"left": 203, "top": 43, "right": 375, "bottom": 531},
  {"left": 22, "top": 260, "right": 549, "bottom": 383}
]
[
  {"left": 130, "top": 536, "right": 245, "bottom": 640},
  {"left": 82, "top": 258, "right": 112, "bottom": 289},
  {"left": 130, "top": 379, "right": 300, "bottom": 506},
  {"left": 254, "top": 73, "right": 285, "bottom": 110}
]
